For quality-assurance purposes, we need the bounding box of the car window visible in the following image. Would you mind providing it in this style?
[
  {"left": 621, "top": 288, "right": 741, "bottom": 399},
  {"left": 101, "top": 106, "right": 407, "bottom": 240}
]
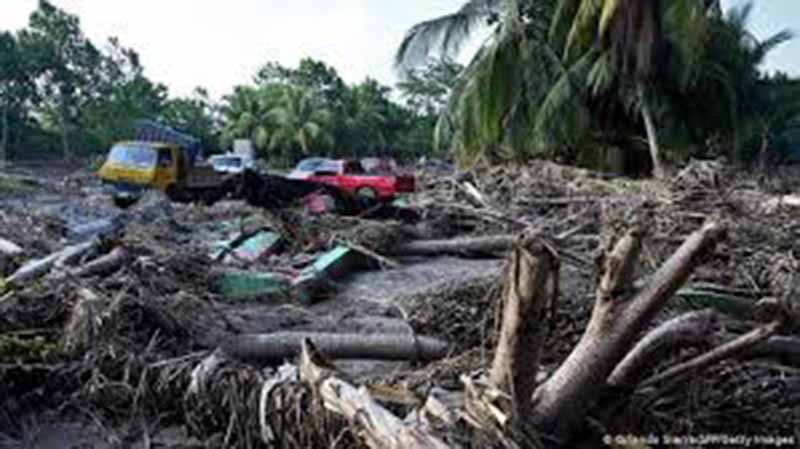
[
  {"left": 158, "top": 150, "right": 173, "bottom": 167},
  {"left": 297, "top": 158, "right": 327, "bottom": 171},
  {"left": 314, "top": 160, "right": 341, "bottom": 174}
]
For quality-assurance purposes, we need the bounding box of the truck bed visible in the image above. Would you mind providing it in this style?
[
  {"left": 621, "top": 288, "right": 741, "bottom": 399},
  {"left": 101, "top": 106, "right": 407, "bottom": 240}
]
[{"left": 185, "top": 166, "right": 237, "bottom": 189}]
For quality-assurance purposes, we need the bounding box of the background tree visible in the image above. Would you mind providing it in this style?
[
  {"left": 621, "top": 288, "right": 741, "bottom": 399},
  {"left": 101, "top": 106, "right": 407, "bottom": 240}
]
[
  {"left": 27, "top": 0, "right": 103, "bottom": 161},
  {"left": 162, "top": 87, "right": 221, "bottom": 152},
  {"left": 397, "top": 58, "right": 464, "bottom": 116},
  {"left": 267, "top": 85, "right": 334, "bottom": 162},
  {"left": 82, "top": 37, "right": 168, "bottom": 152}
]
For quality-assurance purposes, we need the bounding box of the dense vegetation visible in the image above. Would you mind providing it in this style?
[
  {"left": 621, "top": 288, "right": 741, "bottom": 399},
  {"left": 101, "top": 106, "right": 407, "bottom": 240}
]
[
  {"left": 0, "top": 1, "right": 459, "bottom": 165},
  {"left": 397, "top": 0, "right": 800, "bottom": 173},
  {"left": 2, "top": 0, "right": 800, "bottom": 174}
]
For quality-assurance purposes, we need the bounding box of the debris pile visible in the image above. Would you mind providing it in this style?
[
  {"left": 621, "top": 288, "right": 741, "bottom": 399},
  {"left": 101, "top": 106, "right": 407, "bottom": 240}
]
[{"left": 1, "top": 159, "right": 799, "bottom": 448}]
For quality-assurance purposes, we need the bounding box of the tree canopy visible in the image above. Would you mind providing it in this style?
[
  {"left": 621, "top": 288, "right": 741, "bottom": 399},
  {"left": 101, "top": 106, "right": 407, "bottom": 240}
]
[
  {"left": 396, "top": 0, "right": 799, "bottom": 173},
  {"left": 0, "top": 1, "right": 459, "bottom": 166}
]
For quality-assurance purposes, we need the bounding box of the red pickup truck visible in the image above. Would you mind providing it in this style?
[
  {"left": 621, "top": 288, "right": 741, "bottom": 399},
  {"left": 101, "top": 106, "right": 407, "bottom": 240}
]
[{"left": 287, "top": 158, "right": 416, "bottom": 201}]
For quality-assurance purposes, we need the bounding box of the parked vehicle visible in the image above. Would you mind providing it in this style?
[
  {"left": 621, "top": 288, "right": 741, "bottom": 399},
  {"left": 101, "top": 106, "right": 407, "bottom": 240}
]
[
  {"left": 361, "top": 157, "right": 398, "bottom": 174},
  {"left": 287, "top": 158, "right": 416, "bottom": 201},
  {"left": 286, "top": 157, "right": 333, "bottom": 180},
  {"left": 97, "top": 121, "right": 241, "bottom": 206},
  {"left": 209, "top": 153, "right": 255, "bottom": 174}
]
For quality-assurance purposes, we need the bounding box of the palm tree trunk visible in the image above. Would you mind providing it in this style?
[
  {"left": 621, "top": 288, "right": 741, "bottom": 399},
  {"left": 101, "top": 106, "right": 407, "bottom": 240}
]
[{"left": 638, "top": 83, "right": 664, "bottom": 179}]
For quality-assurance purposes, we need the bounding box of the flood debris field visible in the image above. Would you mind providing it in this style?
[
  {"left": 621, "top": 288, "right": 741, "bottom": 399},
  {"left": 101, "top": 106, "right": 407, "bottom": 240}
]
[{"left": 1, "top": 160, "right": 800, "bottom": 448}]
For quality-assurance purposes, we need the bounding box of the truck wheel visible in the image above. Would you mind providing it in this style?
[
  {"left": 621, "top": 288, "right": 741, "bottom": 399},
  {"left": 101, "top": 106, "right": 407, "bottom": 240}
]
[
  {"left": 355, "top": 187, "right": 379, "bottom": 210},
  {"left": 113, "top": 195, "right": 138, "bottom": 209},
  {"left": 355, "top": 187, "right": 378, "bottom": 201},
  {"left": 165, "top": 184, "right": 181, "bottom": 202}
]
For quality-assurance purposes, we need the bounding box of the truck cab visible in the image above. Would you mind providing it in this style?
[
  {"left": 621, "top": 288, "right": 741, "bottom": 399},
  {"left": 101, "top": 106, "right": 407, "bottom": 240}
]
[
  {"left": 96, "top": 121, "right": 240, "bottom": 206},
  {"left": 97, "top": 141, "right": 185, "bottom": 200},
  {"left": 98, "top": 140, "right": 234, "bottom": 206}
]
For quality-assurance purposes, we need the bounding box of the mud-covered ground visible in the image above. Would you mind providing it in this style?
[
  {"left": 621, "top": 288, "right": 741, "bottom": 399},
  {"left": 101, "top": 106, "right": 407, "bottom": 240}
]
[
  {"left": 0, "top": 162, "right": 515, "bottom": 448},
  {"left": 3, "top": 159, "right": 799, "bottom": 448}
]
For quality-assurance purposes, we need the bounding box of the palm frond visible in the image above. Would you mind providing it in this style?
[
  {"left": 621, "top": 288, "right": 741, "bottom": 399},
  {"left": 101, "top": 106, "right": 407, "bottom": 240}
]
[
  {"left": 395, "top": 0, "right": 503, "bottom": 69},
  {"left": 753, "top": 29, "right": 795, "bottom": 65}
]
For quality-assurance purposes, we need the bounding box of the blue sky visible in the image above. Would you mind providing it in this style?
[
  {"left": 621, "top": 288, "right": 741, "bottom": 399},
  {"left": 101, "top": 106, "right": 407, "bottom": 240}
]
[
  {"left": 0, "top": 1, "right": 797, "bottom": 99},
  {"left": 725, "top": 0, "right": 800, "bottom": 75}
]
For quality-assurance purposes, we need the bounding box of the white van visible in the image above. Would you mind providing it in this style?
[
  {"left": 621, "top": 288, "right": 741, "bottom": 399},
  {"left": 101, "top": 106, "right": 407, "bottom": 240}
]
[{"left": 209, "top": 153, "right": 255, "bottom": 174}]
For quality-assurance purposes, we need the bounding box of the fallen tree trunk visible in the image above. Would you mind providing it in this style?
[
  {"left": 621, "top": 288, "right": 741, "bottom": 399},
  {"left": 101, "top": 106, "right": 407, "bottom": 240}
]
[
  {"left": 69, "top": 246, "right": 130, "bottom": 278},
  {"left": 222, "top": 332, "right": 451, "bottom": 364},
  {"left": 391, "top": 234, "right": 515, "bottom": 257},
  {"left": 298, "top": 339, "right": 450, "bottom": 449},
  {"left": 640, "top": 319, "right": 782, "bottom": 389},
  {"left": 489, "top": 233, "right": 557, "bottom": 416},
  {"left": 529, "top": 221, "right": 725, "bottom": 439},
  {"left": 0, "top": 238, "right": 22, "bottom": 256},
  {"left": 607, "top": 309, "right": 719, "bottom": 387},
  {"left": 6, "top": 238, "right": 103, "bottom": 287},
  {"left": 54, "top": 239, "right": 103, "bottom": 268}
]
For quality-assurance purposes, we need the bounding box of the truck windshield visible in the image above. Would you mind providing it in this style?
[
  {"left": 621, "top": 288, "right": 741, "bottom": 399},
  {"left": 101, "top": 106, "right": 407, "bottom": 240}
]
[{"left": 108, "top": 144, "right": 157, "bottom": 169}]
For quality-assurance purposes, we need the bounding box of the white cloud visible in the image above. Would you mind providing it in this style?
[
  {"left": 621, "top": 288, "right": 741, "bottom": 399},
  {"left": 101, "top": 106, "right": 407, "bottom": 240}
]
[
  {"left": 7, "top": 0, "right": 793, "bottom": 101},
  {"left": 1, "top": 0, "right": 483, "bottom": 99}
]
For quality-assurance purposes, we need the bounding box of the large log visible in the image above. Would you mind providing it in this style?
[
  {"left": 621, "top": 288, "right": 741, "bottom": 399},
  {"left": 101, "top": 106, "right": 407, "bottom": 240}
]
[
  {"left": 489, "top": 233, "right": 557, "bottom": 416},
  {"left": 69, "top": 246, "right": 130, "bottom": 278},
  {"left": 607, "top": 309, "right": 719, "bottom": 387},
  {"left": 6, "top": 238, "right": 103, "bottom": 287},
  {"left": 0, "top": 238, "right": 22, "bottom": 256},
  {"left": 222, "top": 332, "right": 451, "bottom": 364},
  {"left": 639, "top": 320, "right": 782, "bottom": 388},
  {"left": 391, "top": 234, "right": 515, "bottom": 257},
  {"left": 530, "top": 222, "right": 725, "bottom": 438},
  {"left": 298, "top": 339, "right": 451, "bottom": 449}
]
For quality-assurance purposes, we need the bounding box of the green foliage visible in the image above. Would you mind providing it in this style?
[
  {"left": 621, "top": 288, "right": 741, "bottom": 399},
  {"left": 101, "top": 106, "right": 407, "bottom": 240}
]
[
  {"left": 0, "top": 1, "right": 217, "bottom": 161},
  {"left": 396, "top": 0, "right": 800, "bottom": 170},
  {"left": 267, "top": 85, "right": 335, "bottom": 161},
  {"left": 397, "top": 58, "right": 464, "bottom": 116},
  {"left": 222, "top": 59, "right": 444, "bottom": 162}
]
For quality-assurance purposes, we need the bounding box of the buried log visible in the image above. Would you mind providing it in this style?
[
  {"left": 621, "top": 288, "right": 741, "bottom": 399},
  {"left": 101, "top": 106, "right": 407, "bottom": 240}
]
[
  {"left": 5, "top": 238, "right": 104, "bottom": 287},
  {"left": 68, "top": 246, "right": 130, "bottom": 278},
  {"left": 222, "top": 332, "right": 451, "bottom": 364},
  {"left": 607, "top": 309, "right": 719, "bottom": 387},
  {"left": 489, "top": 233, "right": 558, "bottom": 416},
  {"left": 0, "top": 237, "right": 22, "bottom": 256},
  {"left": 640, "top": 319, "right": 783, "bottom": 389},
  {"left": 298, "top": 339, "right": 450, "bottom": 449},
  {"left": 526, "top": 221, "right": 726, "bottom": 439},
  {"left": 639, "top": 297, "right": 792, "bottom": 389},
  {"left": 391, "top": 234, "right": 515, "bottom": 257}
]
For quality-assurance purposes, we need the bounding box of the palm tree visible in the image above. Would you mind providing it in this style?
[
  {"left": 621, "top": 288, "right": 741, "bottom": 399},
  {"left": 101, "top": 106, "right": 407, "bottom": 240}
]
[
  {"left": 397, "top": 0, "right": 789, "bottom": 176},
  {"left": 220, "top": 85, "right": 274, "bottom": 151},
  {"left": 267, "top": 86, "right": 334, "bottom": 161}
]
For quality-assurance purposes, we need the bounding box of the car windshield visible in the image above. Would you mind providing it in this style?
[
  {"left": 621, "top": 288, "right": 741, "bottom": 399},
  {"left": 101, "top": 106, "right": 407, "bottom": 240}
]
[
  {"left": 107, "top": 144, "right": 157, "bottom": 169},
  {"left": 212, "top": 157, "right": 242, "bottom": 168},
  {"left": 296, "top": 158, "right": 329, "bottom": 171}
]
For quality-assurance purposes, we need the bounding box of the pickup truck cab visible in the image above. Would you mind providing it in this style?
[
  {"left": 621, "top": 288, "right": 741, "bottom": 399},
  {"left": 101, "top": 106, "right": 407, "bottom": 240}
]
[{"left": 287, "top": 158, "right": 415, "bottom": 201}]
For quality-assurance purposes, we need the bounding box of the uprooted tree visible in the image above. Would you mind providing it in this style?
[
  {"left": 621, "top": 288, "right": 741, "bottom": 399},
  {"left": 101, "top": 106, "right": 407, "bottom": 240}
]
[{"left": 288, "top": 217, "right": 798, "bottom": 447}]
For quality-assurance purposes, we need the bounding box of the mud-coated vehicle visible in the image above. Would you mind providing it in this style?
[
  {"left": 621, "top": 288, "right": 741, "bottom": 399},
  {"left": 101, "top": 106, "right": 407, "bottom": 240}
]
[{"left": 97, "top": 121, "right": 241, "bottom": 207}]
